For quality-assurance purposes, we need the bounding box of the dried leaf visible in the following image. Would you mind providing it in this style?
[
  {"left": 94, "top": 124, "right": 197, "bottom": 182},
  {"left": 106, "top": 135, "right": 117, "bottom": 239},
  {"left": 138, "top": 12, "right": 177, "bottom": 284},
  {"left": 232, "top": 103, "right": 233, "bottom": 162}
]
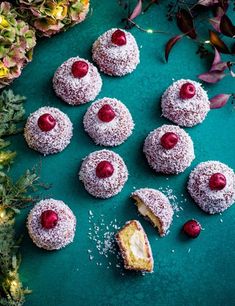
[
  {"left": 209, "top": 30, "right": 230, "bottom": 54},
  {"left": 176, "top": 9, "right": 197, "bottom": 39},
  {"left": 198, "top": 70, "right": 226, "bottom": 83},
  {"left": 209, "top": 7, "right": 224, "bottom": 32},
  {"left": 210, "top": 94, "right": 231, "bottom": 109},
  {"left": 211, "top": 61, "right": 228, "bottom": 71},
  {"left": 197, "top": 0, "right": 218, "bottom": 6},
  {"left": 210, "top": 49, "right": 228, "bottom": 72},
  {"left": 220, "top": 14, "right": 235, "bottom": 37},
  {"left": 129, "top": 0, "right": 142, "bottom": 21},
  {"left": 209, "top": 16, "right": 222, "bottom": 32},
  {"left": 217, "top": 0, "right": 229, "bottom": 11},
  {"left": 212, "top": 48, "right": 221, "bottom": 65},
  {"left": 165, "top": 35, "right": 182, "bottom": 62}
]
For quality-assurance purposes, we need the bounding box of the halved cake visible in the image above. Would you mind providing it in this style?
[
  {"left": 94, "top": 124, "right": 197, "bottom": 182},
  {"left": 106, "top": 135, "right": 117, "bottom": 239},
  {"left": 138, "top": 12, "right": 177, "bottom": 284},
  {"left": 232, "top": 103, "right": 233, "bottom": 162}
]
[
  {"left": 131, "top": 188, "right": 174, "bottom": 236},
  {"left": 116, "top": 220, "right": 153, "bottom": 272}
]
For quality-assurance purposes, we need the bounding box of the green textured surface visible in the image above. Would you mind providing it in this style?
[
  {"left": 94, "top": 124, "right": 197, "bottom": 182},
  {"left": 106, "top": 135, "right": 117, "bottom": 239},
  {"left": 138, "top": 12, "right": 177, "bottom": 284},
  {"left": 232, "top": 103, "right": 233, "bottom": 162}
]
[{"left": 9, "top": 1, "right": 235, "bottom": 306}]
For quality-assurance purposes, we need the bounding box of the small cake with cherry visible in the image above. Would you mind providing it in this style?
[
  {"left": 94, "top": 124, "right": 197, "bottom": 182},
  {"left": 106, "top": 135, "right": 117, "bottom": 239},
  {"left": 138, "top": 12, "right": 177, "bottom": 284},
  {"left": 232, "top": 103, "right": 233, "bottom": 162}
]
[
  {"left": 161, "top": 79, "right": 210, "bottom": 127},
  {"left": 53, "top": 57, "right": 102, "bottom": 105},
  {"left": 92, "top": 28, "right": 140, "bottom": 76},
  {"left": 24, "top": 107, "right": 73, "bottom": 155}
]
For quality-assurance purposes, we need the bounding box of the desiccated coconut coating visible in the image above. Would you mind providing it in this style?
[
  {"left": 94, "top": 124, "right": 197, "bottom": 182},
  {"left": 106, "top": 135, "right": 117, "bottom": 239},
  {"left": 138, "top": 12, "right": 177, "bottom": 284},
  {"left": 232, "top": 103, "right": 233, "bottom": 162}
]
[
  {"left": 24, "top": 107, "right": 73, "bottom": 155},
  {"left": 132, "top": 188, "right": 174, "bottom": 236},
  {"left": 27, "top": 199, "right": 76, "bottom": 250},
  {"left": 161, "top": 79, "right": 210, "bottom": 127},
  {"left": 188, "top": 161, "right": 235, "bottom": 214},
  {"left": 143, "top": 124, "right": 195, "bottom": 174},
  {"left": 83, "top": 97, "right": 134, "bottom": 146},
  {"left": 53, "top": 57, "right": 102, "bottom": 105},
  {"left": 79, "top": 149, "right": 128, "bottom": 198},
  {"left": 92, "top": 28, "right": 140, "bottom": 76}
]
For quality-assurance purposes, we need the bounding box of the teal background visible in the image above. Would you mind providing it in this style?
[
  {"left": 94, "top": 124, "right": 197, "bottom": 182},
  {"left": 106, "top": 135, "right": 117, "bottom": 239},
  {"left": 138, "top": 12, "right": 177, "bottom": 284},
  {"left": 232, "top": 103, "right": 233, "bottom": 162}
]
[{"left": 8, "top": 1, "right": 235, "bottom": 305}]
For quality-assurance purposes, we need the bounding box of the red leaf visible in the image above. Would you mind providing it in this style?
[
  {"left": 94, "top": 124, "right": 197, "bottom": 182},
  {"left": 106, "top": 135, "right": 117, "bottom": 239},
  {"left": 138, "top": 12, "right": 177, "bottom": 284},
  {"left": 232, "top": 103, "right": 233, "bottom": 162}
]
[
  {"left": 176, "top": 9, "right": 197, "bottom": 39},
  {"left": 209, "top": 30, "right": 230, "bottom": 54},
  {"left": 129, "top": 0, "right": 142, "bottom": 21},
  {"left": 210, "top": 94, "right": 231, "bottom": 109},
  {"left": 211, "top": 62, "right": 228, "bottom": 72},
  {"left": 212, "top": 48, "right": 221, "bottom": 65},
  {"left": 165, "top": 35, "right": 182, "bottom": 62},
  {"left": 198, "top": 71, "right": 226, "bottom": 83},
  {"left": 220, "top": 14, "right": 235, "bottom": 37}
]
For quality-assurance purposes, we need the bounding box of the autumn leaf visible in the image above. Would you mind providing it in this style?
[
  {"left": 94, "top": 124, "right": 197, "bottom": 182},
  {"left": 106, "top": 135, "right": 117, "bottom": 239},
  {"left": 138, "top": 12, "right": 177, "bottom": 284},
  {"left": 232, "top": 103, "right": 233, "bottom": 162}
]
[
  {"left": 165, "top": 35, "right": 182, "bottom": 62},
  {"left": 176, "top": 9, "right": 197, "bottom": 39},
  {"left": 209, "top": 94, "right": 231, "bottom": 109},
  {"left": 209, "top": 30, "right": 230, "bottom": 53},
  {"left": 129, "top": 0, "right": 142, "bottom": 21},
  {"left": 220, "top": 14, "right": 235, "bottom": 37},
  {"left": 197, "top": 0, "right": 218, "bottom": 6},
  {"left": 198, "top": 71, "right": 226, "bottom": 83}
]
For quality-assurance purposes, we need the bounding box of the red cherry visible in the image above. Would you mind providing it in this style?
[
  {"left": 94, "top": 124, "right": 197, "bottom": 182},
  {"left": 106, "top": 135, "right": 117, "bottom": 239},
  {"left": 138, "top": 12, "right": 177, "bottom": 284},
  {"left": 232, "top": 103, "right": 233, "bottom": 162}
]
[
  {"left": 96, "top": 161, "right": 114, "bottom": 178},
  {"left": 183, "top": 220, "right": 201, "bottom": 238},
  {"left": 41, "top": 210, "right": 58, "bottom": 229},
  {"left": 38, "top": 113, "right": 56, "bottom": 132},
  {"left": 160, "top": 132, "right": 179, "bottom": 150},
  {"left": 97, "top": 104, "right": 116, "bottom": 122},
  {"left": 209, "top": 173, "right": 226, "bottom": 190},
  {"left": 180, "top": 82, "right": 196, "bottom": 99},
  {"left": 111, "top": 29, "right": 126, "bottom": 46},
  {"left": 71, "top": 60, "right": 89, "bottom": 78}
]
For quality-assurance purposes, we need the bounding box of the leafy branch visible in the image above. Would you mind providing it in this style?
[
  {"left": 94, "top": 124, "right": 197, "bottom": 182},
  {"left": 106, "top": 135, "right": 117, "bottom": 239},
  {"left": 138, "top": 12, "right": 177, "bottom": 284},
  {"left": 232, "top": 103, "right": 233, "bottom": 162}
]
[{"left": 0, "top": 89, "right": 44, "bottom": 306}]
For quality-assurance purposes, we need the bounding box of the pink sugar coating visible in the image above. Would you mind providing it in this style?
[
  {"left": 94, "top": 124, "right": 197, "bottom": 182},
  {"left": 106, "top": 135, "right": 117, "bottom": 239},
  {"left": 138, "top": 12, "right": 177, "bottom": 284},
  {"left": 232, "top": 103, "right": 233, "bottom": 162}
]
[
  {"left": 53, "top": 57, "right": 102, "bottom": 105},
  {"left": 79, "top": 149, "right": 128, "bottom": 198},
  {"left": 188, "top": 161, "right": 235, "bottom": 214},
  {"left": 132, "top": 188, "right": 174, "bottom": 236},
  {"left": 24, "top": 106, "right": 73, "bottom": 155},
  {"left": 143, "top": 124, "right": 195, "bottom": 174},
  {"left": 83, "top": 97, "right": 134, "bottom": 146},
  {"left": 92, "top": 28, "right": 140, "bottom": 76},
  {"left": 27, "top": 199, "right": 76, "bottom": 250},
  {"left": 161, "top": 79, "right": 210, "bottom": 127}
]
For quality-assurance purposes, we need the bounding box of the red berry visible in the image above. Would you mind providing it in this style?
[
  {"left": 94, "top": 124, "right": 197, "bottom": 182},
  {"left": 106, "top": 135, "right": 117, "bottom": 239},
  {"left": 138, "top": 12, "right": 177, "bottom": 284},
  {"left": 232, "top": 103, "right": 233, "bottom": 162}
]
[
  {"left": 180, "top": 82, "right": 196, "bottom": 99},
  {"left": 41, "top": 210, "right": 58, "bottom": 229},
  {"left": 160, "top": 132, "right": 179, "bottom": 150},
  {"left": 183, "top": 220, "right": 201, "bottom": 238},
  {"left": 97, "top": 104, "right": 116, "bottom": 122},
  {"left": 209, "top": 173, "right": 226, "bottom": 190},
  {"left": 111, "top": 29, "right": 126, "bottom": 46},
  {"left": 71, "top": 60, "right": 89, "bottom": 78},
  {"left": 96, "top": 161, "right": 114, "bottom": 178},
  {"left": 38, "top": 113, "right": 56, "bottom": 132}
]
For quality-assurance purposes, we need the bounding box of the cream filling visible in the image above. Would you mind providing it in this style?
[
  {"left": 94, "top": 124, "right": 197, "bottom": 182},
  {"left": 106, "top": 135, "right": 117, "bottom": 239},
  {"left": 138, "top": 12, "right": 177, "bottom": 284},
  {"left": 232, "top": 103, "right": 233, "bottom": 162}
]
[
  {"left": 129, "top": 231, "right": 146, "bottom": 259},
  {"left": 134, "top": 197, "right": 162, "bottom": 232}
]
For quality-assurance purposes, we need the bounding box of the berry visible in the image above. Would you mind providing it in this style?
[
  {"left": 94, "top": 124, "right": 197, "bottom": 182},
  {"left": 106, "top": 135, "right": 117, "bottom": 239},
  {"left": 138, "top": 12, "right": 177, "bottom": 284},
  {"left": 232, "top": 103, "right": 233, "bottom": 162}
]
[
  {"left": 209, "top": 173, "right": 226, "bottom": 190},
  {"left": 180, "top": 82, "right": 196, "bottom": 99},
  {"left": 111, "top": 29, "right": 126, "bottom": 46},
  {"left": 183, "top": 220, "right": 201, "bottom": 238},
  {"left": 38, "top": 114, "right": 56, "bottom": 132},
  {"left": 96, "top": 161, "right": 114, "bottom": 178},
  {"left": 97, "top": 104, "right": 116, "bottom": 122},
  {"left": 41, "top": 210, "right": 58, "bottom": 229},
  {"left": 160, "top": 132, "right": 179, "bottom": 150},
  {"left": 71, "top": 60, "right": 89, "bottom": 78}
]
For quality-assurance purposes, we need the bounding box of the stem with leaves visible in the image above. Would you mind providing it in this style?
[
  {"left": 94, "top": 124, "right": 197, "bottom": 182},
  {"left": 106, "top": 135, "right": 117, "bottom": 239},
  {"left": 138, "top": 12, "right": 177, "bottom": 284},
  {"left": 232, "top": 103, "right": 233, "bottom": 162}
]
[{"left": 0, "top": 90, "right": 43, "bottom": 306}]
